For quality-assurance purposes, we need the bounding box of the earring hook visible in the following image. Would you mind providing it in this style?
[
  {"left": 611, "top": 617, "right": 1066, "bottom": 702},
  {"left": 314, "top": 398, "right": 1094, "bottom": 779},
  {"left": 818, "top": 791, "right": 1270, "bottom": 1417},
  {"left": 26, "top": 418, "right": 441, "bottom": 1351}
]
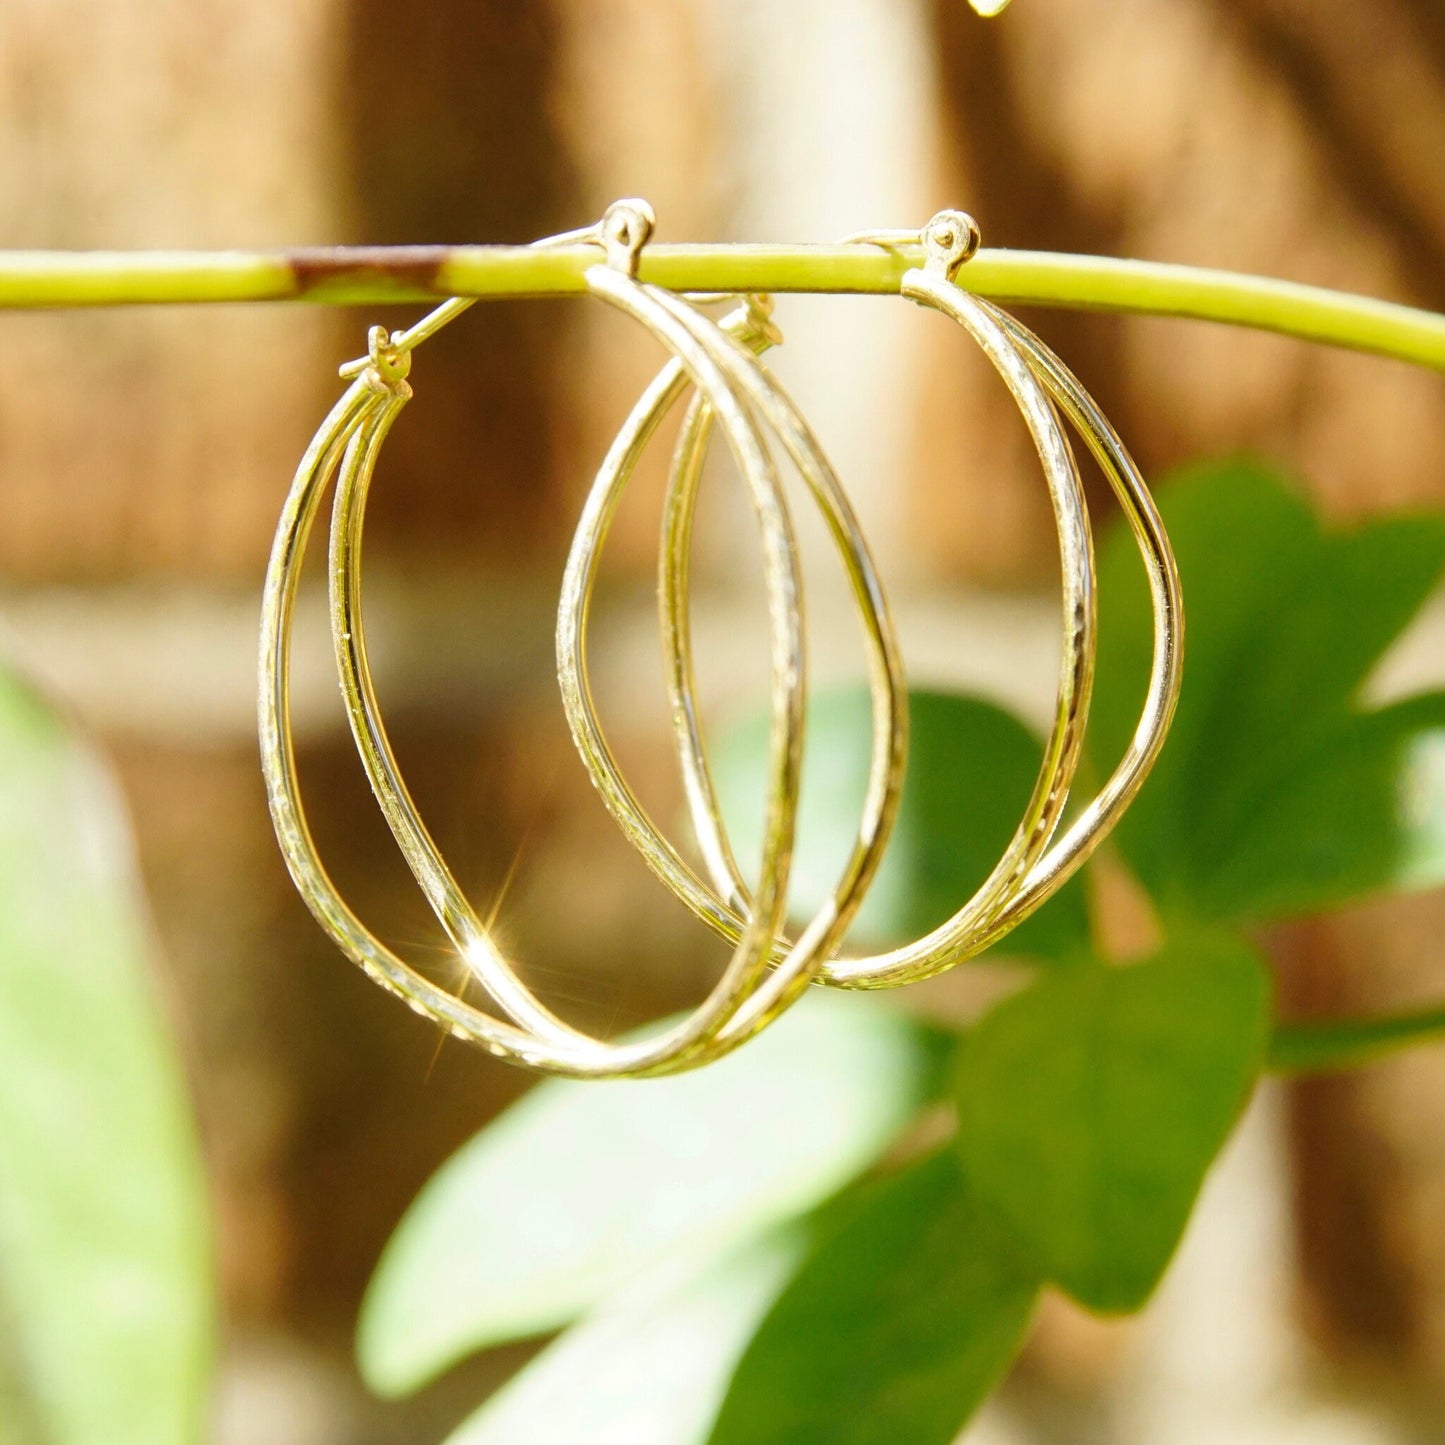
[
  {"left": 536, "top": 198, "right": 657, "bottom": 277},
  {"left": 842, "top": 209, "right": 982, "bottom": 282}
]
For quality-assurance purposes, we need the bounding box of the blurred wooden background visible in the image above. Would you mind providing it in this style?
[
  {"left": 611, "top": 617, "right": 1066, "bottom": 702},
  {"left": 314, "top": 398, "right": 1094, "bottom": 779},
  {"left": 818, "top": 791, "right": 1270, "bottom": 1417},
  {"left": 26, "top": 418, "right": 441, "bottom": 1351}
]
[{"left": 1, "top": 0, "right": 1444, "bottom": 1439}]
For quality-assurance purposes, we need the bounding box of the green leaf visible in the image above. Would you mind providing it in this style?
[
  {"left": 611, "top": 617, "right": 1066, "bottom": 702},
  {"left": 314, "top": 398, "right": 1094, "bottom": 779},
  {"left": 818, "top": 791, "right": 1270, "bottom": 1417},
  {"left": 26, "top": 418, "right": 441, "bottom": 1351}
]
[
  {"left": 445, "top": 1230, "right": 806, "bottom": 1445},
  {"left": 1218, "top": 515, "right": 1445, "bottom": 755},
  {"left": 1091, "top": 459, "right": 1445, "bottom": 918},
  {"left": 708, "top": 1151, "right": 1039, "bottom": 1445},
  {"left": 1193, "top": 691, "right": 1445, "bottom": 918},
  {"left": 1090, "top": 460, "right": 1317, "bottom": 898},
  {"left": 358, "top": 994, "right": 945, "bottom": 1396},
  {"left": 0, "top": 668, "right": 212, "bottom": 1445},
  {"left": 953, "top": 935, "right": 1270, "bottom": 1313},
  {"left": 712, "top": 688, "right": 1091, "bottom": 959}
]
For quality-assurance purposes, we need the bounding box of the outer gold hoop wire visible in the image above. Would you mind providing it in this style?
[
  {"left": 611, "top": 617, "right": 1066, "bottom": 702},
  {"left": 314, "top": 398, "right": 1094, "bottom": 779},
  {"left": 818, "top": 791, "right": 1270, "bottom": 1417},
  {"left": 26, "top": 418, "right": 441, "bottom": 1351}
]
[
  {"left": 647, "top": 293, "right": 1180, "bottom": 978},
  {"left": 964, "top": 306, "right": 1182, "bottom": 940},
  {"left": 259, "top": 378, "right": 584, "bottom": 1070},
  {"left": 559, "top": 260, "right": 1104, "bottom": 986},
  {"left": 330, "top": 261, "right": 892, "bottom": 1071},
  {"left": 260, "top": 206, "right": 854, "bottom": 1079},
  {"left": 554, "top": 285, "right": 910, "bottom": 1032},
  {"left": 686, "top": 303, "right": 1182, "bottom": 968}
]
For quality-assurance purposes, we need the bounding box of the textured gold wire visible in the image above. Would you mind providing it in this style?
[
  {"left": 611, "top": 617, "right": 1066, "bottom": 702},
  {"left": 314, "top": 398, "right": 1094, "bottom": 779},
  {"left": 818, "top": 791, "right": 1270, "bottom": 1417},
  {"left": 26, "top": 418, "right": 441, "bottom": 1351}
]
[
  {"left": 562, "top": 211, "right": 1182, "bottom": 983},
  {"left": 554, "top": 287, "right": 910, "bottom": 1017},
  {"left": 261, "top": 201, "right": 905, "bottom": 1078}
]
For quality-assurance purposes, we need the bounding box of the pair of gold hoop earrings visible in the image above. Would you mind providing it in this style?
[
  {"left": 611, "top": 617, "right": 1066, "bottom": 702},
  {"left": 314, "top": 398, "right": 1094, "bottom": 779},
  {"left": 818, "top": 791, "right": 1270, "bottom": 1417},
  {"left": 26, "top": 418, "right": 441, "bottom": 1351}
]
[{"left": 259, "top": 200, "right": 1183, "bottom": 1080}]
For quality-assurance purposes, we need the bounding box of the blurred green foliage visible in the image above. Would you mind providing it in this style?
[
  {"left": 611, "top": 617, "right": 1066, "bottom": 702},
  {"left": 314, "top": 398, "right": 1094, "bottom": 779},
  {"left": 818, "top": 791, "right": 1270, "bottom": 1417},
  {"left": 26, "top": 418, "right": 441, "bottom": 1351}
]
[
  {"left": 953, "top": 934, "right": 1269, "bottom": 1313},
  {"left": 0, "top": 668, "right": 212, "bottom": 1445},
  {"left": 362, "top": 460, "right": 1445, "bottom": 1445},
  {"left": 358, "top": 997, "right": 947, "bottom": 1396},
  {"left": 710, "top": 1152, "right": 1038, "bottom": 1445},
  {"left": 3, "top": 458, "right": 1444, "bottom": 1443},
  {"left": 1091, "top": 461, "right": 1445, "bottom": 920},
  {"left": 448, "top": 1230, "right": 807, "bottom": 1445}
]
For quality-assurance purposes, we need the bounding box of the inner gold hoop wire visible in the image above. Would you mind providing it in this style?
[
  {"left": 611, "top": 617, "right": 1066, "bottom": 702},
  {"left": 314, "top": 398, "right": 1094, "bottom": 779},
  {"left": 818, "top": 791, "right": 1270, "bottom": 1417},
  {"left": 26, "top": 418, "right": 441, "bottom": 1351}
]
[
  {"left": 561, "top": 230, "right": 1183, "bottom": 985},
  {"left": 260, "top": 204, "right": 906, "bottom": 1078}
]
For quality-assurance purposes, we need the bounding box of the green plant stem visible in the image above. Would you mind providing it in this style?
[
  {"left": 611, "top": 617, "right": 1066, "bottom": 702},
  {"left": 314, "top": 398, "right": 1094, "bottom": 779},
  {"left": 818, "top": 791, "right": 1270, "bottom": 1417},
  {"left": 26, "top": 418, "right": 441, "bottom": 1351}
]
[
  {"left": 2, "top": 243, "right": 1444, "bottom": 371},
  {"left": 1269, "top": 1005, "right": 1445, "bottom": 1075}
]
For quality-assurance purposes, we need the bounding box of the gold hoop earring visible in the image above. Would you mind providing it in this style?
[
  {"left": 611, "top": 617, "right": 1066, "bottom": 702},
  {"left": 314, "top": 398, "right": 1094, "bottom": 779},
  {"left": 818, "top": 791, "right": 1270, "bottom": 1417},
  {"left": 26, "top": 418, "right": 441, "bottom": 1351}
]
[
  {"left": 562, "top": 210, "right": 1183, "bottom": 985},
  {"left": 555, "top": 289, "right": 909, "bottom": 979},
  {"left": 259, "top": 200, "right": 903, "bottom": 1077}
]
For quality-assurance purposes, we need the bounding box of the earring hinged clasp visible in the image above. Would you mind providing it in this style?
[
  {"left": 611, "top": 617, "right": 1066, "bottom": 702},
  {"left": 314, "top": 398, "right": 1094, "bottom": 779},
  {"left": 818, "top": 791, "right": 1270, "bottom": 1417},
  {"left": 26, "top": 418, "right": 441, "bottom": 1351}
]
[
  {"left": 338, "top": 198, "right": 663, "bottom": 384},
  {"left": 538, "top": 198, "right": 657, "bottom": 278},
  {"left": 842, "top": 209, "right": 982, "bottom": 282}
]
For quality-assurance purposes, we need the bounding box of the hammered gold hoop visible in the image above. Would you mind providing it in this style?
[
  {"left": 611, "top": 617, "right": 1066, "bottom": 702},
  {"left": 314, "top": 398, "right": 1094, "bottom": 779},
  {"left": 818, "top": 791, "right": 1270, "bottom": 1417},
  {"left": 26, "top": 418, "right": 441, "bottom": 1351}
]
[
  {"left": 561, "top": 210, "right": 1183, "bottom": 985},
  {"left": 259, "top": 201, "right": 903, "bottom": 1077}
]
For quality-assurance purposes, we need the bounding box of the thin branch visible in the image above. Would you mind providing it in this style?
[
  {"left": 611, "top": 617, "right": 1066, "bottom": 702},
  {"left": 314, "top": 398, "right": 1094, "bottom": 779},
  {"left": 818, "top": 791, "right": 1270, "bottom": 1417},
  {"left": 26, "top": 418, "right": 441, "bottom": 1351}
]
[
  {"left": 1269, "top": 1004, "right": 1445, "bottom": 1075},
  {"left": 0, "top": 244, "right": 1442, "bottom": 372}
]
